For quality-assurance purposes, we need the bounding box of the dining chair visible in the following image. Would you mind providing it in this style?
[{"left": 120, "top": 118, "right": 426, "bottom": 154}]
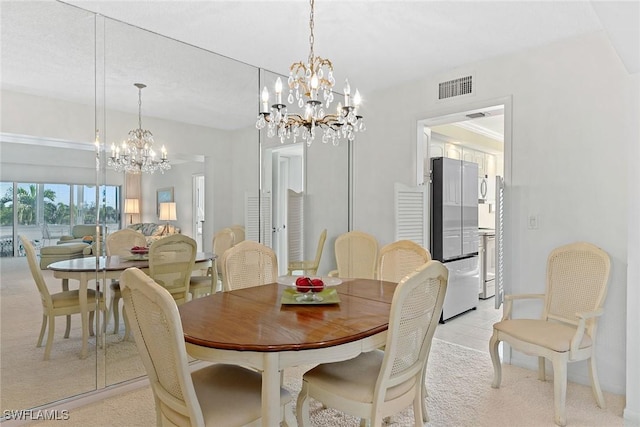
[
  {"left": 287, "top": 228, "right": 327, "bottom": 276},
  {"left": 120, "top": 267, "right": 295, "bottom": 427},
  {"left": 490, "top": 241, "right": 611, "bottom": 426},
  {"left": 378, "top": 239, "right": 431, "bottom": 282},
  {"left": 330, "top": 230, "right": 378, "bottom": 279},
  {"left": 220, "top": 240, "right": 277, "bottom": 291},
  {"left": 20, "top": 235, "right": 105, "bottom": 360},
  {"left": 189, "top": 227, "right": 235, "bottom": 298},
  {"left": 296, "top": 260, "right": 448, "bottom": 426},
  {"left": 377, "top": 239, "right": 432, "bottom": 421},
  {"left": 229, "top": 224, "right": 245, "bottom": 243},
  {"left": 149, "top": 234, "right": 197, "bottom": 304},
  {"left": 105, "top": 228, "right": 147, "bottom": 335}
]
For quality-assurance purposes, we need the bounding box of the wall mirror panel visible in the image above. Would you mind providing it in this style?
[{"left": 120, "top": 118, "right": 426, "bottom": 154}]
[
  {"left": 0, "top": 1, "right": 100, "bottom": 411},
  {"left": 258, "top": 70, "right": 351, "bottom": 277},
  {"left": 102, "top": 15, "right": 260, "bottom": 387}
]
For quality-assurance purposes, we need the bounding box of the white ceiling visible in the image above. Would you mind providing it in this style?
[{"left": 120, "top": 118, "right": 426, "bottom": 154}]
[{"left": 1, "top": 0, "right": 638, "bottom": 134}]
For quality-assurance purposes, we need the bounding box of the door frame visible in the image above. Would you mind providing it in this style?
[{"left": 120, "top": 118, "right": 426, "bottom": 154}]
[{"left": 416, "top": 95, "right": 512, "bottom": 305}]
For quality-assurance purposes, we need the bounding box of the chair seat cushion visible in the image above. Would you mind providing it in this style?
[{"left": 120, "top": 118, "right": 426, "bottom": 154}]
[
  {"left": 192, "top": 364, "right": 291, "bottom": 426},
  {"left": 494, "top": 319, "right": 592, "bottom": 352},
  {"left": 51, "top": 289, "right": 101, "bottom": 309},
  {"left": 303, "top": 349, "right": 414, "bottom": 403}
]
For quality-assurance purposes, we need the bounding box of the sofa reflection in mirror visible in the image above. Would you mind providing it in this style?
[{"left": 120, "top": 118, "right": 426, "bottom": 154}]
[{"left": 127, "top": 223, "right": 181, "bottom": 246}]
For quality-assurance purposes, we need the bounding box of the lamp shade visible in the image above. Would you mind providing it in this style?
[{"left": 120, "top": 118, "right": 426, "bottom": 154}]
[
  {"left": 159, "top": 202, "right": 177, "bottom": 221},
  {"left": 124, "top": 198, "right": 140, "bottom": 214}
]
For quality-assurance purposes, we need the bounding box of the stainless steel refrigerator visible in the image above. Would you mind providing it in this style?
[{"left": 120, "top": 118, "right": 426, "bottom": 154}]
[{"left": 431, "top": 157, "right": 480, "bottom": 322}]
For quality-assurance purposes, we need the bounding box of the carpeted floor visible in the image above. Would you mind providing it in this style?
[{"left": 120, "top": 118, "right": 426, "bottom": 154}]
[{"left": 30, "top": 339, "right": 625, "bottom": 427}]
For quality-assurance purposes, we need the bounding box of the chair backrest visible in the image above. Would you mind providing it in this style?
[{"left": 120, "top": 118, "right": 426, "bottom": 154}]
[
  {"left": 376, "top": 260, "right": 448, "bottom": 402},
  {"left": 220, "top": 240, "right": 278, "bottom": 291},
  {"left": 120, "top": 267, "right": 204, "bottom": 427},
  {"left": 19, "top": 235, "right": 52, "bottom": 307},
  {"left": 378, "top": 240, "right": 432, "bottom": 282},
  {"left": 149, "top": 234, "right": 197, "bottom": 304},
  {"left": 229, "top": 225, "right": 245, "bottom": 244},
  {"left": 212, "top": 228, "right": 236, "bottom": 258},
  {"left": 334, "top": 231, "right": 378, "bottom": 279},
  {"left": 106, "top": 228, "right": 147, "bottom": 257},
  {"left": 311, "top": 229, "right": 328, "bottom": 271},
  {"left": 543, "top": 241, "right": 611, "bottom": 337}
]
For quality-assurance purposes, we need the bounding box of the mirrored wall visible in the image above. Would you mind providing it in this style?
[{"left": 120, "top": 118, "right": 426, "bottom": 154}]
[{"left": 1, "top": 0, "right": 351, "bottom": 413}]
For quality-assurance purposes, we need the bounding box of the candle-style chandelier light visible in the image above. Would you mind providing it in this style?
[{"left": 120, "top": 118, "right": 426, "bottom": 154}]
[
  {"left": 256, "top": 0, "right": 365, "bottom": 146},
  {"left": 108, "top": 83, "right": 170, "bottom": 174}
]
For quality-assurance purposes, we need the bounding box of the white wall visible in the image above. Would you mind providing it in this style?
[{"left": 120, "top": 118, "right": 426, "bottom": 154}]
[
  {"left": 625, "top": 72, "right": 640, "bottom": 422},
  {"left": 354, "top": 31, "right": 632, "bottom": 395}
]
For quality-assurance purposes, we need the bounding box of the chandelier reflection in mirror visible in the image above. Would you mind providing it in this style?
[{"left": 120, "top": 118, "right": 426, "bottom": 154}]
[
  {"left": 108, "top": 83, "right": 170, "bottom": 174},
  {"left": 256, "top": 0, "right": 365, "bottom": 146}
]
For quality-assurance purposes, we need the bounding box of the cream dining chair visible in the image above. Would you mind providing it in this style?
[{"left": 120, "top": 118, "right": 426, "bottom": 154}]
[
  {"left": 229, "top": 224, "right": 245, "bottom": 244},
  {"left": 330, "top": 230, "right": 378, "bottom": 279},
  {"left": 377, "top": 239, "right": 432, "bottom": 422},
  {"left": 220, "top": 240, "right": 277, "bottom": 292},
  {"left": 120, "top": 267, "right": 295, "bottom": 427},
  {"left": 378, "top": 239, "right": 431, "bottom": 282},
  {"left": 105, "top": 228, "right": 147, "bottom": 336},
  {"left": 21, "top": 235, "right": 105, "bottom": 360},
  {"left": 287, "top": 228, "right": 326, "bottom": 276},
  {"left": 189, "top": 227, "right": 235, "bottom": 298},
  {"left": 490, "top": 241, "right": 611, "bottom": 426},
  {"left": 149, "top": 234, "right": 197, "bottom": 305},
  {"left": 296, "top": 260, "right": 448, "bottom": 426}
]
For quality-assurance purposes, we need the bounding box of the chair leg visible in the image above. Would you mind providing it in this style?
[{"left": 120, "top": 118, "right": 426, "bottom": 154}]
[
  {"left": 44, "top": 315, "right": 55, "bottom": 360},
  {"left": 111, "top": 294, "right": 121, "bottom": 334},
  {"left": 551, "top": 356, "right": 568, "bottom": 426},
  {"left": 413, "top": 382, "right": 424, "bottom": 426},
  {"left": 64, "top": 315, "right": 71, "bottom": 338},
  {"left": 538, "top": 356, "right": 546, "bottom": 381},
  {"left": 489, "top": 331, "right": 502, "bottom": 388},
  {"left": 588, "top": 355, "right": 606, "bottom": 408},
  {"left": 296, "top": 381, "right": 312, "bottom": 427},
  {"left": 123, "top": 306, "right": 132, "bottom": 341},
  {"left": 37, "top": 314, "right": 47, "bottom": 347},
  {"left": 89, "top": 310, "right": 95, "bottom": 336}
]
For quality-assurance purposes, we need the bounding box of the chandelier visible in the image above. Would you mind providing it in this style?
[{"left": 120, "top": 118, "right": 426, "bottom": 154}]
[
  {"left": 108, "top": 83, "right": 170, "bottom": 174},
  {"left": 256, "top": 0, "right": 365, "bottom": 146}
]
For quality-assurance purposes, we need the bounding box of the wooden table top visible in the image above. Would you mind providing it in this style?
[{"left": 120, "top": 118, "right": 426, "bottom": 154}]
[
  {"left": 48, "top": 253, "right": 214, "bottom": 272},
  {"left": 179, "top": 278, "right": 397, "bottom": 352}
]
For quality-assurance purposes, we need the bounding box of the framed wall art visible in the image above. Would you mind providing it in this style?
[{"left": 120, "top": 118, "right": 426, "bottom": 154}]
[{"left": 156, "top": 187, "right": 174, "bottom": 216}]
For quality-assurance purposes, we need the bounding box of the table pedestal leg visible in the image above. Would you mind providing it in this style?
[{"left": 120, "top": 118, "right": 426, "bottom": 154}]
[
  {"left": 262, "top": 352, "right": 280, "bottom": 426},
  {"left": 79, "top": 273, "right": 88, "bottom": 359}
]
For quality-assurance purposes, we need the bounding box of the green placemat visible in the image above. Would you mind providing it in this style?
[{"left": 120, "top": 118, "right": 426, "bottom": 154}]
[{"left": 281, "top": 288, "right": 340, "bottom": 305}]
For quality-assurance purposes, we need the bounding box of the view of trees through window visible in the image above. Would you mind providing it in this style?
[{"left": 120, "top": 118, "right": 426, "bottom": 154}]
[{"left": 0, "top": 181, "right": 121, "bottom": 256}]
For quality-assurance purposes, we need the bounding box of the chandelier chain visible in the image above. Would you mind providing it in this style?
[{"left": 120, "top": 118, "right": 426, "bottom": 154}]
[
  {"left": 308, "top": 0, "right": 315, "bottom": 64},
  {"left": 138, "top": 87, "right": 143, "bottom": 130}
]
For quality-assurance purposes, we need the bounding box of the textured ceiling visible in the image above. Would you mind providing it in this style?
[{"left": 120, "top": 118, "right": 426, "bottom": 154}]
[{"left": 1, "top": 0, "right": 638, "bottom": 133}]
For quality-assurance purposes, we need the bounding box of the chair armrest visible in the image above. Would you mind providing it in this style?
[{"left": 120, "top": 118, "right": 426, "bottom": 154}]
[
  {"left": 569, "top": 308, "right": 604, "bottom": 356},
  {"left": 59, "top": 235, "right": 74, "bottom": 242},
  {"left": 328, "top": 269, "right": 338, "bottom": 278},
  {"left": 502, "top": 293, "right": 545, "bottom": 320}
]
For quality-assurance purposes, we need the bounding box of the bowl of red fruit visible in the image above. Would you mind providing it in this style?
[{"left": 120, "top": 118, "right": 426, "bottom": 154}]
[
  {"left": 130, "top": 245, "right": 149, "bottom": 255},
  {"left": 294, "top": 276, "right": 325, "bottom": 301}
]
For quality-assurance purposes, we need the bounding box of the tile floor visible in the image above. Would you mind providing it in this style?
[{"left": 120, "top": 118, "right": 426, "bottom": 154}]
[{"left": 434, "top": 297, "right": 502, "bottom": 353}]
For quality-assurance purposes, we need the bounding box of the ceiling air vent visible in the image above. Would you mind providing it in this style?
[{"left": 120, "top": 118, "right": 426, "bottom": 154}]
[{"left": 438, "top": 75, "right": 473, "bottom": 100}]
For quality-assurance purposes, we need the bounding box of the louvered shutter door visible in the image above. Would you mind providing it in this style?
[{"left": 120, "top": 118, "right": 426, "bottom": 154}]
[
  {"left": 245, "top": 193, "right": 272, "bottom": 247},
  {"left": 394, "top": 183, "right": 427, "bottom": 247},
  {"left": 495, "top": 176, "right": 505, "bottom": 309},
  {"left": 287, "top": 190, "right": 304, "bottom": 261}
]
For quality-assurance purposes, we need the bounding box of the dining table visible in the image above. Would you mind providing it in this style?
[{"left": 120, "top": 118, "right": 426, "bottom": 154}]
[
  {"left": 179, "top": 277, "right": 398, "bottom": 427},
  {"left": 48, "top": 252, "right": 214, "bottom": 359}
]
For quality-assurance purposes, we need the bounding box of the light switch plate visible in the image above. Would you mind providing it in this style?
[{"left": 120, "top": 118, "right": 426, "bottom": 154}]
[{"left": 528, "top": 214, "right": 539, "bottom": 229}]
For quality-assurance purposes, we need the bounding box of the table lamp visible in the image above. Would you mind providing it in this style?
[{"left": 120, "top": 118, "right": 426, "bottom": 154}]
[
  {"left": 159, "top": 202, "right": 177, "bottom": 235},
  {"left": 124, "top": 198, "right": 139, "bottom": 225}
]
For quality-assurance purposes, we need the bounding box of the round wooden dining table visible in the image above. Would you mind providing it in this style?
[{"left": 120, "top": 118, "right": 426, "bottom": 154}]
[
  {"left": 48, "top": 253, "right": 213, "bottom": 359},
  {"left": 179, "top": 278, "right": 398, "bottom": 427}
]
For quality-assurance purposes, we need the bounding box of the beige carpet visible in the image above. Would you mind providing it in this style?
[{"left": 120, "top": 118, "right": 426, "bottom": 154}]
[{"left": 30, "top": 339, "right": 625, "bottom": 427}]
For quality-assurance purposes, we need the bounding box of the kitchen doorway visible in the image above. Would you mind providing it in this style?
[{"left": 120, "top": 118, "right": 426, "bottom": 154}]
[{"left": 416, "top": 97, "right": 511, "bottom": 310}]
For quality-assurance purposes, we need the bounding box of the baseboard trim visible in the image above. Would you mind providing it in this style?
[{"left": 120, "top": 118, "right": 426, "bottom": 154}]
[{"left": 624, "top": 407, "right": 640, "bottom": 426}]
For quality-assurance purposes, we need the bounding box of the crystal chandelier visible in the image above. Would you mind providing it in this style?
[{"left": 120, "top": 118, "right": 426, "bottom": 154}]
[
  {"left": 256, "top": 0, "right": 365, "bottom": 146},
  {"left": 108, "top": 83, "right": 170, "bottom": 174}
]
